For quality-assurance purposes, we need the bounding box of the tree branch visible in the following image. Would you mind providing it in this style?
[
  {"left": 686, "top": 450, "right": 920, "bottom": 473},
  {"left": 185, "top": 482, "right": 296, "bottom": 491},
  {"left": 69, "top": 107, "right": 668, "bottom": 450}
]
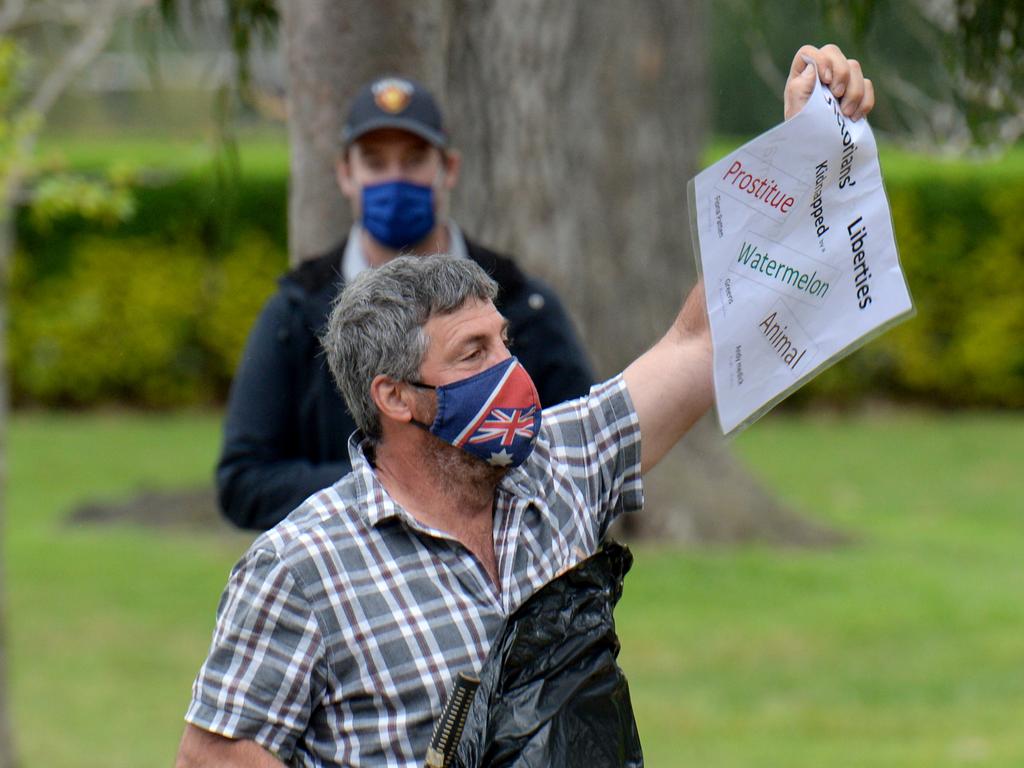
[
  {"left": 0, "top": 0, "right": 26, "bottom": 35},
  {"left": 27, "top": 0, "right": 145, "bottom": 120},
  {"left": 0, "top": 1, "right": 97, "bottom": 33}
]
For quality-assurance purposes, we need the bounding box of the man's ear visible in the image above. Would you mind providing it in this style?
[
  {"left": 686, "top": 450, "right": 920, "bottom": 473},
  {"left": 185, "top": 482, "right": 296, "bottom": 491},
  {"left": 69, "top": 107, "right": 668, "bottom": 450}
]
[
  {"left": 370, "top": 374, "right": 417, "bottom": 425},
  {"left": 337, "top": 153, "right": 357, "bottom": 198},
  {"left": 442, "top": 148, "right": 461, "bottom": 191}
]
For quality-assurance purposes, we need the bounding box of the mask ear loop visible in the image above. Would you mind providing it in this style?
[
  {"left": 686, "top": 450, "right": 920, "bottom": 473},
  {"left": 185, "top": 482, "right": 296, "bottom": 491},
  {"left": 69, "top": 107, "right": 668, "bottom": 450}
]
[{"left": 406, "top": 380, "right": 437, "bottom": 431}]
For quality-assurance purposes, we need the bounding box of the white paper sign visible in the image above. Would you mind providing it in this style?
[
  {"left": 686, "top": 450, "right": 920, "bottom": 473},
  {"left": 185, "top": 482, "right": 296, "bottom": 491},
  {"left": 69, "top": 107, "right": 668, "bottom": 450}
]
[{"left": 687, "top": 65, "right": 914, "bottom": 435}]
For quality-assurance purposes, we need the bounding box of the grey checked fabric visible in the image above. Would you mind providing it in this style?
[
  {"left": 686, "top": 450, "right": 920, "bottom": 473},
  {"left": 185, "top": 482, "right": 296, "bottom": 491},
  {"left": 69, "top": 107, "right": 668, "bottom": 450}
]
[{"left": 186, "top": 375, "right": 644, "bottom": 767}]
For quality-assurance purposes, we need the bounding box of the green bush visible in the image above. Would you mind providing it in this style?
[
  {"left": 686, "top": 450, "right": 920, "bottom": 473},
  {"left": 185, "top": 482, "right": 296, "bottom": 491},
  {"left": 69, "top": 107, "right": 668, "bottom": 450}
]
[
  {"left": 804, "top": 174, "right": 1024, "bottom": 408},
  {"left": 10, "top": 147, "right": 1024, "bottom": 408},
  {"left": 199, "top": 232, "right": 288, "bottom": 382},
  {"left": 10, "top": 232, "right": 284, "bottom": 407}
]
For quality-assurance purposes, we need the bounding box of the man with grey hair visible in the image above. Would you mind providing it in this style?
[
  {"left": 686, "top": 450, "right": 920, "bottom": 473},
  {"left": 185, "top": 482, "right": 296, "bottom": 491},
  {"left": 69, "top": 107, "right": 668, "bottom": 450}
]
[{"left": 178, "top": 44, "right": 875, "bottom": 767}]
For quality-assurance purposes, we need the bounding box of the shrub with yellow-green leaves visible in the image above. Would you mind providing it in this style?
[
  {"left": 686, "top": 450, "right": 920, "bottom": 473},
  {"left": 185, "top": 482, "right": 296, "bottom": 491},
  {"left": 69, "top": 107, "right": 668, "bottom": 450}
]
[
  {"left": 804, "top": 175, "right": 1024, "bottom": 408},
  {"left": 10, "top": 232, "right": 284, "bottom": 407},
  {"left": 10, "top": 158, "right": 1024, "bottom": 409}
]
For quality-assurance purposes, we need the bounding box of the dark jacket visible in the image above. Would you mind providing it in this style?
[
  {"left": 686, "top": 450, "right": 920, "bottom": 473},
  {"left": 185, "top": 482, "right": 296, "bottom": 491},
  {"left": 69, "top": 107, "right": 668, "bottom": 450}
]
[{"left": 217, "top": 237, "right": 595, "bottom": 530}]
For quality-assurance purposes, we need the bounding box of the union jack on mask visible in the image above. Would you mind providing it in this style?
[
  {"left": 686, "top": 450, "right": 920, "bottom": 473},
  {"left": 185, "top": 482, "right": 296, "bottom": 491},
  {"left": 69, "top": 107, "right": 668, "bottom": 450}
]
[{"left": 412, "top": 357, "right": 541, "bottom": 468}]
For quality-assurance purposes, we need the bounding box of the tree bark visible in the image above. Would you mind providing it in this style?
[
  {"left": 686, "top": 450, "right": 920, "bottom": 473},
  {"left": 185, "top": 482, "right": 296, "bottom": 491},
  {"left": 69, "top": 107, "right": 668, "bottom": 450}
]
[
  {"left": 444, "top": 0, "right": 824, "bottom": 543},
  {"left": 282, "top": 0, "right": 448, "bottom": 265},
  {"left": 447, "top": 0, "right": 704, "bottom": 359},
  {"left": 285, "top": 0, "right": 839, "bottom": 545}
]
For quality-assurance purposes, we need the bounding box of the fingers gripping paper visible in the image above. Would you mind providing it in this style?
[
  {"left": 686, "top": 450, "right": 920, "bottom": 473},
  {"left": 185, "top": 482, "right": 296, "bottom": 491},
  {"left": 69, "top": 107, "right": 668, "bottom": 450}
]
[{"left": 687, "top": 62, "right": 914, "bottom": 435}]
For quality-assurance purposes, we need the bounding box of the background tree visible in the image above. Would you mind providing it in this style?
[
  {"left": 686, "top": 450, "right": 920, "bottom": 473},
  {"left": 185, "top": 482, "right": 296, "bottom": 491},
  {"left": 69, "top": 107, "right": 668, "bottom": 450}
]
[
  {"left": 179, "top": 0, "right": 1024, "bottom": 546},
  {"left": 0, "top": 2, "right": 144, "bottom": 764},
  {"left": 278, "top": 0, "right": 832, "bottom": 544},
  {"left": 715, "top": 0, "right": 1024, "bottom": 150}
]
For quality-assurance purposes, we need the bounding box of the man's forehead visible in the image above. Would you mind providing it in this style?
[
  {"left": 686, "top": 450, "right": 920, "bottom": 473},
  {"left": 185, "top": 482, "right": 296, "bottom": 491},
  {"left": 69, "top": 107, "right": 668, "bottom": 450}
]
[
  {"left": 426, "top": 299, "right": 505, "bottom": 342},
  {"left": 352, "top": 128, "right": 433, "bottom": 154}
]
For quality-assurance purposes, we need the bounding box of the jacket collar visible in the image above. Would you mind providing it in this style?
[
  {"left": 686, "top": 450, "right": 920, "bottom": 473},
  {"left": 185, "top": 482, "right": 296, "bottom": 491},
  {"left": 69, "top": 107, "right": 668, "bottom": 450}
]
[
  {"left": 282, "top": 226, "right": 528, "bottom": 307},
  {"left": 341, "top": 221, "right": 469, "bottom": 283}
]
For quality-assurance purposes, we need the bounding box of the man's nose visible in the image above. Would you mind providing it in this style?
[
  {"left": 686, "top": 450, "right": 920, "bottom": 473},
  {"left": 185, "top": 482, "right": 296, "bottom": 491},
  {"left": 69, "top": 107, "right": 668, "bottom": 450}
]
[{"left": 380, "top": 159, "right": 409, "bottom": 180}]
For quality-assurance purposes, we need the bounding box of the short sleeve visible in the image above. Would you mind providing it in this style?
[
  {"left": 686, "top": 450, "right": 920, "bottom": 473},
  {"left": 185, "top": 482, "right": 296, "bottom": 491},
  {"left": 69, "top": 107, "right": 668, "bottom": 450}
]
[
  {"left": 540, "top": 375, "right": 644, "bottom": 533},
  {"left": 185, "top": 547, "right": 327, "bottom": 761}
]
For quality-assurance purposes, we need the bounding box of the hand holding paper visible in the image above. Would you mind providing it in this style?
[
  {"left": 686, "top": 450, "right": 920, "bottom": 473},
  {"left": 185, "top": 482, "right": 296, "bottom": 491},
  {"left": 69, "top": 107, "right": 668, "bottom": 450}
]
[
  {"left": 624, "top": 43, "right": 901, "bottom": 471},
  {"left": 784, "top": 44, "right": 875, "bottom": 122},
  {"left": 686, "top": 46, "right": 913, "bottom": 435}
]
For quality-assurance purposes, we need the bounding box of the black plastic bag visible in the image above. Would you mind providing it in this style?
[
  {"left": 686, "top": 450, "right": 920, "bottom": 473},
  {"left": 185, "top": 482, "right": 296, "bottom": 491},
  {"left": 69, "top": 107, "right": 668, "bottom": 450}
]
[{"left": 452, "top": 541, "right": 643, "bottom": 767}]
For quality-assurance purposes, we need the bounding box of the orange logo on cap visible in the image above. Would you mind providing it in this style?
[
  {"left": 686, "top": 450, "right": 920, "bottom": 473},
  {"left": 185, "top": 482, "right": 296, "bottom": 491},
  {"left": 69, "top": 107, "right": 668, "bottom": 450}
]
[{"left": 372, "top": 78, "right": 414, "bottom": 114}]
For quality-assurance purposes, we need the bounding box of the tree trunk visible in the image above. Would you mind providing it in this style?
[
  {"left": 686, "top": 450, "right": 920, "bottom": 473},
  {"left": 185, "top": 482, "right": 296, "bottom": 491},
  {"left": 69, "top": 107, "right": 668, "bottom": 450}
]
[
  {"left": 445, "top": 0, "right": 832, "bottom": 544},
  {"left": 285, "top": 0, "right": 840, "bottom": 545},
  {"left": 282, "top": 0, "right": 449, "bottom": 265}
]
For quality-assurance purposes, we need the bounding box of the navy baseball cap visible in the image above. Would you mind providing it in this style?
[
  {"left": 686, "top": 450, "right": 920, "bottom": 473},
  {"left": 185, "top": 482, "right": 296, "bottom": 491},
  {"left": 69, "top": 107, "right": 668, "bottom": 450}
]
[{"left": 342, "top": 76, "right": 448, "bottom": 148}]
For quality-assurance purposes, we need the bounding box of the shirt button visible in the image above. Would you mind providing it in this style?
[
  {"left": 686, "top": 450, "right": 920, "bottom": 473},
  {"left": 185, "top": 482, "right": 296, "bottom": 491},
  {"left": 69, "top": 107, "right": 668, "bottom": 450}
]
[{"left": 528, "top": 293, "right": 545, "bottom": 310}]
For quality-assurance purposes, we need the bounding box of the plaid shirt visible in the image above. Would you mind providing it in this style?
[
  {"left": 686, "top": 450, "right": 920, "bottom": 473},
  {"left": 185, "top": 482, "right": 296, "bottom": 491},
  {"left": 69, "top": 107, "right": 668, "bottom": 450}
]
[{"left": 186, "top": 375, "right": 643, "bottom": 767}]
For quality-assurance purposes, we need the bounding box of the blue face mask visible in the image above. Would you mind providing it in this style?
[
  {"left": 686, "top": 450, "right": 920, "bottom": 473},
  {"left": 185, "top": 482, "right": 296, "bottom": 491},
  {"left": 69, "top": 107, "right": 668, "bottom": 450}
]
[{"left": 361, "top": 180, "right": 436, "bottom": 250}]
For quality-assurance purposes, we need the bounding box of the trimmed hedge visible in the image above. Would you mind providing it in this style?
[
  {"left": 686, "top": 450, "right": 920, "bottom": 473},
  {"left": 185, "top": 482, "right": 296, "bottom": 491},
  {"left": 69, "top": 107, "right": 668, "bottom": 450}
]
[{"left": 11, "top": 154, "right": 1024, "bottom": 408}]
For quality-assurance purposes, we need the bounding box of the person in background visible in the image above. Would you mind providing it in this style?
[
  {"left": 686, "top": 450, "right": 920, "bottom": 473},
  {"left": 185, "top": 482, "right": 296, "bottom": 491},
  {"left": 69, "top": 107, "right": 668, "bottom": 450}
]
[{"left": 217, "top": 76, "right": 595, "bottom": 530}]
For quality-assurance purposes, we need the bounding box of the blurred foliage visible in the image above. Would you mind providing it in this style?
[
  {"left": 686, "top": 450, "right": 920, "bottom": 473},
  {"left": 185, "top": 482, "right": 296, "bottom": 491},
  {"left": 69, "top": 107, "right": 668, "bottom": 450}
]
[
  {"left": 0, "top": 38, "right": 39, "bottom": 206},
  {"left": 954, "top": 0, "right": 1024, "bottom": 82},
  {"left": 713, "top": 0, "right": 1024, "bottom": 149},
  {"left": 10, "top": 229, "right": 284, "bottom": 407},
  {"left": 181, "top": 0, "right": 1024, "bottom": 148},
  {"left": 198, "top": 231, "right": 285, "bottom": 381},
  {"left": 0, "top": 36, "right": 135, "bottom": 235},
  {"left": 11, "top": 149, "right": 287, "bottom": 407},
  {"left": 804, "top": 172, "right": 1024, "bottom": 408},
  {"left": 10, "top": 154, "right": 1024, "bottom": 409},
  {"left": 157, "top": 0, "right": 278, "bottom": 90},
  {"left": 29, "top": 172, "right": 136, "bottom": 229},
  {"left": 16, "top": 163, "right": 287, "bottom": 281},
  {"left": 11, "top": 237, "right": 207, "bottom": 406}
]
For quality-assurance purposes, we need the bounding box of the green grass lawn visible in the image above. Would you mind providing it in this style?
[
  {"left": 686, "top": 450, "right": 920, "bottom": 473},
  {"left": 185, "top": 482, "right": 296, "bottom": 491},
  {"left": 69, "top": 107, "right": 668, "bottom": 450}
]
[
  {"left": 38, "top": 134, "right": 290, "bottom": 178},
  {"left": 42, "top": 133, "right": 1024, "bottom": 185},
  {"left": 7, "top": 409, "right": 1024, "bottom": 766}
]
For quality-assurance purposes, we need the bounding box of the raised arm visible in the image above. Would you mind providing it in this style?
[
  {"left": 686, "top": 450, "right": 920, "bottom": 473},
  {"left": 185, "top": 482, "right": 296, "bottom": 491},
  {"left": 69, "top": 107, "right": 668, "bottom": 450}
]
[
  {"left": 623, "top": 279, "right": 712, "bottom": 474},
  {"left": 624, "top": 43, "right": 875, "bottom": 474}
]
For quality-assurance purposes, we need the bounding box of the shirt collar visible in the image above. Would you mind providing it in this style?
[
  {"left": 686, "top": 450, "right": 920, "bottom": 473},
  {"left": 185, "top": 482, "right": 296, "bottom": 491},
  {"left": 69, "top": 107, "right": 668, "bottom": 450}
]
[
  {"left": 346, "top": 432, "right": 405, "bottom": 528},
  {"left": 342, "top": 220, "right": 468, "bottom": 283}
]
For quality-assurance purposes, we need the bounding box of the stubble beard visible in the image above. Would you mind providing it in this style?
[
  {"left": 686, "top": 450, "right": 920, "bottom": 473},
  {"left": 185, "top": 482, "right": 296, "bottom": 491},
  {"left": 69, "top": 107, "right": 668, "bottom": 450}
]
[{"left": 422, "top": 433, "right": 506, "bottom": 503}]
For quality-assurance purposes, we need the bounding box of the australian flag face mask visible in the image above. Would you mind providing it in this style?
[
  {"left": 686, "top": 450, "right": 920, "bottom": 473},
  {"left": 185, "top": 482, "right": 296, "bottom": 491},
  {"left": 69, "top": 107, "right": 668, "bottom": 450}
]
[{"left": 411, "top": 357, "right": 542, "bottom": 468}]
